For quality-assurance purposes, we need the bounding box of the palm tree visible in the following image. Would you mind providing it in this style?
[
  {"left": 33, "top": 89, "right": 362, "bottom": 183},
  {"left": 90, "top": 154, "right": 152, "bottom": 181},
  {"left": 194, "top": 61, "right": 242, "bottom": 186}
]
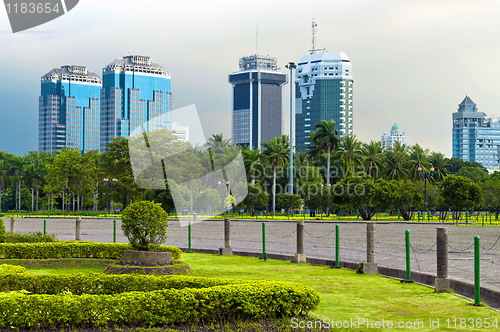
[
  {"left": 362, "top": 141, "right": 383, "bottom": 178},
  {"left": 336, "top": 135, "right": 363, "bottom": 177},
  {"left": 206, "top": 133, "right": 231, "bottom": 149},
  {"left": 382, "top": 142, "right": 409, "bottom": 181},
  {"left": 242, "top": 147, "right": 263, "bottom": 185},
  {"left": 0, "top": 152, "right": 15, "bottom": 213},
  {"left": 408, "top": 144, "right": 430, "bottom": 180},
  {"left": 23, "top": 151, "right": 52, "bottom": 211},
  {"left": 7, "top": 155, "right": 24, "bottom": 212},
  {"left": 306, "top": 120, "right": 339, "bottom": 186},
  {"left": 428, "top": 152, "right": 450, "bottom": 181},
  {"left": 262, "top": 135, "right": 290, "bottom": 214}
]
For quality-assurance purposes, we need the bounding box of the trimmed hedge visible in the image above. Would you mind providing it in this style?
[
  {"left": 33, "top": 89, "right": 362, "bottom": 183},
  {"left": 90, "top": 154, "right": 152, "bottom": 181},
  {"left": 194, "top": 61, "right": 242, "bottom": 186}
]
[
  {"left": 0, "top": 242, "right": 181, "bottom": 261},
  {"left": 0, "top": 274, "right": 320, "bottom": 328},
  {"left": 0, "top": 274, "right": 241, "bottom": 295},
  {"left": 5, "top": 232, "right": 56, "bottom": 243},
  {"left": 105, "top": 262, "right": 192, "bottom": 275},
  {"left": 0, "top": 264, "right": 26, "bottom": 274}
]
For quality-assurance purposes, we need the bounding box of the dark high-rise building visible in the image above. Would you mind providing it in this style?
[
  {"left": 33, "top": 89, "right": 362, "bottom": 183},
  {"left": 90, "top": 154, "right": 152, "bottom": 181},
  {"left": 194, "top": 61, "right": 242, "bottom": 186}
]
[
  {"left": 229, "top": 55, "right": 287, "bottom": 149},
  {"left": 39, "top": 65, "right": 101, "bottom": 153}
]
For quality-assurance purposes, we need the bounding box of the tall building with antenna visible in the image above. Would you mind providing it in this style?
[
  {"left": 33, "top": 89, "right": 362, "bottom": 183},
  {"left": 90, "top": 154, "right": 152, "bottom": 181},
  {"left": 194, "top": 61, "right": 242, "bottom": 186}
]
[
  {"left": 229, "top": 55, "right": 287, "bottom": 148},
  {"left": 295, "top": 20, "right": 353, "bottom": 151}
]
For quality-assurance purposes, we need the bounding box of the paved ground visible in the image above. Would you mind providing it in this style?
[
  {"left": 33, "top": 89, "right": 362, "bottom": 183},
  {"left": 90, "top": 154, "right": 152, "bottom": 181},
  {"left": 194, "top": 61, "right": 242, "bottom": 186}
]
[{"left": 10, "top": 217, "right": 500, "bottom": 292}]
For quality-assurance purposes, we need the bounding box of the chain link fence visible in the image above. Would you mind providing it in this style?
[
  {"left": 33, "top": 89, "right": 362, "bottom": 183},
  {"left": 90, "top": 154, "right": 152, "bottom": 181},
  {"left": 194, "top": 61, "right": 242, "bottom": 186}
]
[{"left": 11, "top": 217, "right": 500, "bottom": 294}]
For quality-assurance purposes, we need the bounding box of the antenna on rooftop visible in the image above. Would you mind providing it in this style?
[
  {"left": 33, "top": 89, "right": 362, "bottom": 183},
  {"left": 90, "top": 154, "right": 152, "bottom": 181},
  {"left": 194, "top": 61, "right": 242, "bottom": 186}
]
[
  {"left": 256, "top": 23, "right": 259, "bottom": 56},
  {"left": 309, "top": 18, "right": 325, "bottom": 55}
]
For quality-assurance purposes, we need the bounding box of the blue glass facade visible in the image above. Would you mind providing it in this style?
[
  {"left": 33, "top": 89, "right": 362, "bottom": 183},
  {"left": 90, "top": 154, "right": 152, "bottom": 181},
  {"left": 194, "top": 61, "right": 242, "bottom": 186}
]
[
  {"left": 39, "top": 65, "right": 101, "bottom": 153},
  {"left": 229, "top": 55, "right": 286, "bottom": 149},
  {"left": 100, "top": 55, "right": 172, "bottom": 151},
  {"left": 452, "top": 96, "right": 500, "bottom": 171}
]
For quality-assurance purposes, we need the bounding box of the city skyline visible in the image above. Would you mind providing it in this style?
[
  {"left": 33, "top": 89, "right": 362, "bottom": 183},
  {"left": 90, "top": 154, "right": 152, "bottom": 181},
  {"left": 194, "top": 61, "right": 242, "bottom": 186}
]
[{"left": 2, "top": 0, "right": 500, "bottom": 156}]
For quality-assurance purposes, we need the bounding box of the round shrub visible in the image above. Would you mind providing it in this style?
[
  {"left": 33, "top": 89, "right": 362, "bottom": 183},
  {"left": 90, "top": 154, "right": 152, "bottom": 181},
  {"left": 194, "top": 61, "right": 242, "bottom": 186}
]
[
  {"left": 0, "top": 218, "right": 5, "bottom": 243},
  {"left": 121, "top": 201, "right": 169, "bottom": 251}
]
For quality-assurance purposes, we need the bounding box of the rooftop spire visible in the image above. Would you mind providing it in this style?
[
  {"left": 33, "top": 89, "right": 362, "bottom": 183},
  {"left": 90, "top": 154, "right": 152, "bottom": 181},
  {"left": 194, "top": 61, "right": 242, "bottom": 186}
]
[{"left": 309, "top": 18, "right": 325, "bottom": 55}]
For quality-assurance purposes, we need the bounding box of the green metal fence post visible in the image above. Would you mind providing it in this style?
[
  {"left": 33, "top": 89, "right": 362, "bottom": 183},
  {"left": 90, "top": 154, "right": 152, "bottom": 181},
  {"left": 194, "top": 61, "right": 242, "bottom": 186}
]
[
  {"left": 335, "top": 224, "right": 340, "bottom": 268},
  {"left": 262, "top": 222, "right": 267, "bottom": 261},
  {"left": 356, "top": 210, "right": 359, "bottom": 221},
  {"left": 43, "top": 219, "right": 47, "bottom": 235},
  {"left": 427, "top": 211, "right": 431, "bottom": 221},
  {"left": 466, "top": 211, "right": 469, "bottom": 225},
  {"left": 187, "top": 221, "right": 192, "bottom": 253},
  {"left": 397, "top": 209, "right": 400, "bottom": 221},
  {"left": 474, "top": 235, "right": 481, "bottom": 306},
  {"left": 401, "top": 229, "right": 413, "bottom": 283},
  {"left": 113, "top": 219, "right": 117, "bottom": 243}
]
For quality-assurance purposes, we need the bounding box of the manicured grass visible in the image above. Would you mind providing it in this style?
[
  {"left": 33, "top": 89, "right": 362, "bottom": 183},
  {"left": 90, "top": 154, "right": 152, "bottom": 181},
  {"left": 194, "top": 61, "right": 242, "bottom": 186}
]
[
  {"left": 180, "top": 254, "right": 499, "bottom": 331},
  {"left": 3, "top": 254, "right": 499, "bottom": 331}
]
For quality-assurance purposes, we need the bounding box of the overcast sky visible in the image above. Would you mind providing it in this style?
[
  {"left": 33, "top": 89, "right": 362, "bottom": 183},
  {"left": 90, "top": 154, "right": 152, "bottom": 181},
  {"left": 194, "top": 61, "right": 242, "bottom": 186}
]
[{"left": 1, "top": 0, "right": 500, "bottom": 156}]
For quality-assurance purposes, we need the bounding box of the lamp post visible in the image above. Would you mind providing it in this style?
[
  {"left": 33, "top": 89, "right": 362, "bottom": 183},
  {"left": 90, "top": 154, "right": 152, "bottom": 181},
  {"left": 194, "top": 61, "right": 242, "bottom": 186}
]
[
  {"left": 103, "top": 178, "right": 118, "bottom": 215},
  {"left": 285, "top": 62, "right": 296, "bottom": 194},
  {"left": 417, "top": 166, "right": 434, "bottom": 211}
]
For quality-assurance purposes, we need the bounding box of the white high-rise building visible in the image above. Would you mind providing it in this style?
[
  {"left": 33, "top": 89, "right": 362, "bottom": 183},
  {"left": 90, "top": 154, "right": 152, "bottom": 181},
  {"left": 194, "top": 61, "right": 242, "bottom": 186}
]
[
  {"left": 295, "top": 52, "right": 354, "bottom": 151},
  {"left": 381, "top": 123, "right": 409, "bottom": 149}
]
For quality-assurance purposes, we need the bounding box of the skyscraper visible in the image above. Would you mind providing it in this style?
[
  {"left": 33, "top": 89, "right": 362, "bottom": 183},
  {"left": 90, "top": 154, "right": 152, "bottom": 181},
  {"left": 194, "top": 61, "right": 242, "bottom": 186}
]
[
  {"left": 39, "top": 65, "right": 101, "bottom": 153},
  {"left": 381, "top": 123, "right": 409, "bottom": 150},
  {"left": 100, "top": 55, "right": 172, "bottom": 151},
  {"left": 294, "top": 52, "right": 353, "bottom": 151},
  {"left": 229, "top": 55, "right": 287, "bottom": 148},
  {"left": 452, "top": 96, "right": 500, "bottom": 171}
]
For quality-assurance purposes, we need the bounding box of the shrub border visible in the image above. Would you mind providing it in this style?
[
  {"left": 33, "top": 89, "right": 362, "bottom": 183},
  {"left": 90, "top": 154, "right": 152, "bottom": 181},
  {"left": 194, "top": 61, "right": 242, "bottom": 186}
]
[
  {"left": 0, "top": 273, "right": 320, "bottom": 328},
  {"left": 0, "top": 242, "right": 182, "bottom": 261}
]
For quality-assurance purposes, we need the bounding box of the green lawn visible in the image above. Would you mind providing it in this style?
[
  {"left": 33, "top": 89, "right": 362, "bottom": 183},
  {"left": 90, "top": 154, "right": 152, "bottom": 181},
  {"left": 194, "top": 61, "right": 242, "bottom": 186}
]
[{"left": 4, "top": 254, "right": 498, "bottom": 331}]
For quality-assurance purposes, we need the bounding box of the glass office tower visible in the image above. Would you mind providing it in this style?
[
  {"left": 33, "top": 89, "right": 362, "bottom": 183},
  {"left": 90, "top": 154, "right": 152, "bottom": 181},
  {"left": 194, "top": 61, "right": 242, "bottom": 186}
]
[
  {"left": 39, "top": 65, "right": 102, "bottom": 153},
  {"left": 295, "top": 52, "right": 353, "bottom": 151},
  {"left": 100, "top": 55, "right": 172, "bottom": 151},
  {"left": 452, "top": 96, "right": 500, "bottom": 171},
  {"left": 229, "top": 55, "right": 287, "bottom": 149}
]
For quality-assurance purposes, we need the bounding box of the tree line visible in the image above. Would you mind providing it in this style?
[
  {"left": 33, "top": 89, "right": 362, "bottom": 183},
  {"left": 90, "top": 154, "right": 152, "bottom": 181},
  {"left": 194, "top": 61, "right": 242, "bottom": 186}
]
[{"left": 0, "top": 120, "right": 499, "bottom": 220}]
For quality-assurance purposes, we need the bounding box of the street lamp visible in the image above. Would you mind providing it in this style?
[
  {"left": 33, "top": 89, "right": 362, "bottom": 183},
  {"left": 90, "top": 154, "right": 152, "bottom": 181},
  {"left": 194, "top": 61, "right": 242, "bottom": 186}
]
[
  {"left": 417, "top": 166, "right": 434, "bottom": 211},
  {"left": 103, "top": 178, "right": 118, "bottom": 215},
  {"left": 285, "top": 62, "right": 296, "bottom": 194}
]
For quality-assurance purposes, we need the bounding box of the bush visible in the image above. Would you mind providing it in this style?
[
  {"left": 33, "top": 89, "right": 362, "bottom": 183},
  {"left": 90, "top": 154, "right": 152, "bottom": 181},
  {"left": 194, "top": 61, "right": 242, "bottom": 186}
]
[
  {"left": 0, "top": 273, "right": 320, "bottom": 328},
  {"left": 121, "top": 201, "right": 169, "bottom": 251},
  {"left": 0, "top": 218, "right": 6, "bottom": 243},
  {"left": 5, "top": 232, "right": 56, "bottom": 243},
  {"left": 0, "top": 274, "right": 239, "bottom": 295},
  {"left": 0, "top": 242, "right": 181, "bottom": 261},
  {"left": 0, "top": 264, "right": 26, "bottom": 274}
]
